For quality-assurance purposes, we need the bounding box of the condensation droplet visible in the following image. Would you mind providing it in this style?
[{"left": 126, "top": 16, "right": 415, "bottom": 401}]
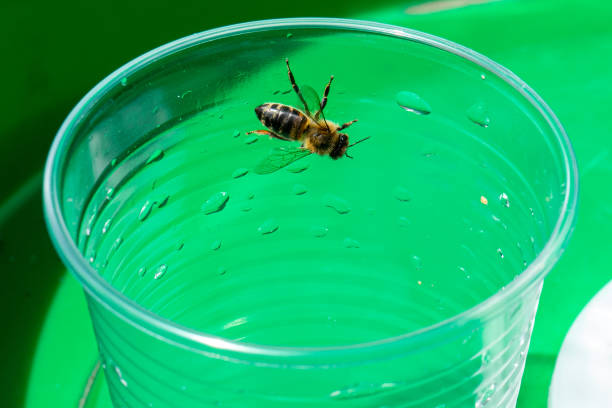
[
  {"left": 343, "top": 237, "right": 360, "bottom": 248},
  {"left": 111, "top": 158, "right": 117, "bottom": 167},
  {"left": 158, "top": 195, "right": 170, "bottom": 208},
  {"left": 106, "top": 187, "right": 115, "bottom": 199},
  {"left": 411, "top": 255, "right": 422, "bottom": 270},
  {"left": 145, "top": 149, "right": 164, "bottom": 164},
  {"left": 467, "top": 102, "right": 490, "bottom": 128},
  {"left": 137, "top": 267, "right": 147, "bottom": 277},
  {"left": 323, "top": 194, "right": 351, "bottom": 214},
  {"left": 154, "top": 264, "right": 167, "bottom": 280},
  {"left": 258, "top": 219, "right": 279, "bottom": 235},
  {"left": 292, "top": 184, "right": 307, "bottom": 195},
  {"left": 210, "top": 240, "right": 222, "bottom": 251},
  {"left": 393, "top": 186, "right": 411, "bottom": 202},
  {"left": 232, "top": 168, "right": 249, "bottom": 178},
  {"left": 240, "top": 204, "right": 252, "bottom": 212},
  {"left": 497, "top": 248, "right": 504, "bottom": 259},
  {"left": 398, "top": 216, "right": 411, "bottom": 228},
  {"left": 246, "top": 192, "right": 255, "bottom": 200},
  {"left": 481, "top": 73, "right": 486, "bottom": 80},
  {"left": 201, "top": 192, "right": 229, "bottom": 214},
  {"left": 218, "top": 266, "right": 227, "bottom": 275},
  {"left": 286, "top": 161, "right": 309, "bottom": 173},
  {"left": 499, "top": 192, "right": 510, "bottom": 207},
  {"left": 245, "top": 135, "right": 258, "bottom": 144},
  {"left": 102, "top": 218, "right": 112, "bottom": 234},
  {"left": 310, "top": 225, "right": 328, "bottom": 238},
  {"left": 232, "top": 130, "right": 240, "bottom": 138},
  {"left": 179, "top": 90, "right": 192, "bottom": 99},
  {"left": 395, "top": 91, "right": 432, "bottom": 115},
  {"left": 176, "top": 242, "right": 184, "bottom": 251},
  {"left": 286, "top": 32, "right": 293, "bottom": 39},
  {"left": 139, "top": 200, "right": 154, "bottom": 221},
  {"left": 475, "top": 383, "right": 496, "bottom": 408},
  {"left": 120, "top": 77, "right": 128, "bottom": 87}
]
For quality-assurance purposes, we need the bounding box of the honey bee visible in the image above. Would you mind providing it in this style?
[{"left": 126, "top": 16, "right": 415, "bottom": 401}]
[{"left": 249, "top": 59, "right": 369, "bottom": 174}]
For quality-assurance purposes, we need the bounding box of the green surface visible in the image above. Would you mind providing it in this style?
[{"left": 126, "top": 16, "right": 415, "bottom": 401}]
[{"left": 1, "top": 0, "right": 611, "bottom": 407}]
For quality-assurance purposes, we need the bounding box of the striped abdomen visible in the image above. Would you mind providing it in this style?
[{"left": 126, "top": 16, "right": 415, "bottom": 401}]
[{"left": 255, "top": 103, "right": 308, "bottom": 140}]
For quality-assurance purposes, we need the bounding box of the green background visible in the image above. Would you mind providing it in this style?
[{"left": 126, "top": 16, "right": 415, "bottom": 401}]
[{"left": 1, "top": 0, "right": 610, "bottom": 407}]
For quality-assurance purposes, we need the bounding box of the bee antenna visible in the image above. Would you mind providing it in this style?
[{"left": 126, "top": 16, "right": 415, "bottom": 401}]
[{"left": 348, "top": 136, "right": 371, "bottom": 148}]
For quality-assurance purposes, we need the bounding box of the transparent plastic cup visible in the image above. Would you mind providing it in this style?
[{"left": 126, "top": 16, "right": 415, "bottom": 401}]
[{"left": 43, "top": 19, "right": 577, "bottom": 407}]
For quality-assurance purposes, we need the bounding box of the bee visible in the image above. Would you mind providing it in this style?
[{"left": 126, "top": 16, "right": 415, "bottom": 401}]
[{"left": 248, "top": 59, "right": 369, "bottom": 174}]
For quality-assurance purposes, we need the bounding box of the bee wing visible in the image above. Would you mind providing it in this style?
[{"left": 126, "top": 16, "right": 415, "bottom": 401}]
[
  {"left": 299, "top": 85, "right": 322, "bottom": 120},
  {"left": 254, "top": 146, "right": 312, "bottom": 174}
]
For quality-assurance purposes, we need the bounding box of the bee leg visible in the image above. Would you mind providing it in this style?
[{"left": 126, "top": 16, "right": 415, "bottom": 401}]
[
  {"left": 247, "top": 129, "right": 291, "bottom": 141},
  {"left": 285, "top": 58, "right": 311, "bottom": 116},
  {"left": 315, "top": 75, "right": 334, "bottom": 120},
  {"left": 338, "top": 119, "right": 358, "bottom": 131}
]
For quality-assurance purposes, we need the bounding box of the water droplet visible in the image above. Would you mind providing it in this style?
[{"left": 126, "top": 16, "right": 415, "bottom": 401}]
[
  {"left": 176, "top": 242, "right": 184, "bottom": 251},
  {"left": 411, "top": 255, "right": 423, "bottom": 270},
  {"left": 85, "top": 214, "right": 96, "bottom": 236},
  {"left": 481, "top": 351, "right": 492, "bottom": 365},
  {"left": 292, "top": 184, "right": 307, "bottom": 195},
  {"left": 152, "top": 106, "right": 160, "bottom": 114},
  {"left": 111, "top": 158, "right": 117, "bottom": 167},
  {"left": 114, "top": 364, "right": 128, "bottom": 387},
  {"left": 393, "top": 186, "right": 411, "bottom": 202},
  {"left": 154, "top": 264, "right": 167, "bottom": 280},
  {"left": 286, "top": 161, "right": 309, "bottom": 173},
  {"left": 232, "top": 130, "right": 240, "bottom": 138},
  {"left": 467, "top": 102, "right": 490, "bottom": 127},
  {"left": 139, "top": 200, "right": 154, "bottom": 221},
  {"left": 343, "top": 237, "right": 360, "bottom": 248},
  {"left": 398, "top": 216, "right": 411, "bottom": 228},
  {"left": 258, "top": 219, "right": 279, "bottom": 235},
  {"left": 480, "top": 195, "right": 488, "bottom": 205},
  {"left": 87, "top": 249, "right": 96, "bottom": 264},
  {"left": 120, "top": 77, "right": 128, "bottom": 86},
  {"left": 240, "top": 204, "right": 252, "bottom": 212},
  {"left": 475, "top": 383, "right": 496, "bottom": 408},
  {"left": 310, "top": 225, "right": 328, "bottom": 238},
  {"left": 245, "top": 135, "right": 258, "bottom": 144},
  {"left": 145, "top": 149, "right": 164, "bottom": 165},
  {"left": 210, "top": 240, "right": 222, "bottom": 251},
  {"left": 138, "top": 267, "right": 147, "bottom": 277},
  {"left": 323, "top": 194, "right": 351, "bottom": 214},
  {"left": 217, "top": 266, "right": 227, "bottom": 275},
  {"left": 246, "top": 192, "right": 255, "bottom": 200},
  {"left": 529, "top": 207, "right": 535, "bottom": 216},
  {"left": 179, "top": 90, "right": 192, "bottom": 99},
  {"left": 330, "top": 382, "right": 397, "bottom": 400},
  {"left": 232, "top": 168, "right": 249, "bottom": 178},
  {"left": 201, "top": 192, "right": 229, "bottom": 214},
  {"left": 158, "top": 195, "right": 170, "bottom": 208},
  {"left": 104, "top": 237, "right": 123, "bottom": 267},
  {"left": 481, "top": 73, "right": 486, "bottom": 80},
  {"left": 497, "top": 248, "right": 504, "bottom": 259},
  {"left": 102, "top": 218, "right": 112, "bottom": 234},
  {"left": 499, "top": 192, "right": 510, "bottom": 208},
  {"left": 395, "top": 91, "right": 432, "bottom": 115},
  {"left": 105, "top": 187, "right": 115, "bottom": 199},
  {"left": 286, "top": 32, "right": 293, "bottom": 39}
]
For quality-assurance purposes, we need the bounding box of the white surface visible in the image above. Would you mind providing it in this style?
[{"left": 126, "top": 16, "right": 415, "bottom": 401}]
[{"left": 549, "top": 279, "right": 612, "bottom": 407}]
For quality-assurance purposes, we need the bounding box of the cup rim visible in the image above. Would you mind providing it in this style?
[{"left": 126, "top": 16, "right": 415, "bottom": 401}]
[{"left": 43, "top": 17, "right": 578, "bottom": 361}]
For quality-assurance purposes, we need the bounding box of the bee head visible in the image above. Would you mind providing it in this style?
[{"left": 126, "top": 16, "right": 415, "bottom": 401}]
[{"left": 330, "top": 133, "right": 349, "bottom": 160}]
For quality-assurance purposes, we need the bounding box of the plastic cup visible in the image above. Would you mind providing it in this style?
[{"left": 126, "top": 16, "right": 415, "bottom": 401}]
[{"left": 44, "top": 19, "right": 577, "bottom": 407}]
